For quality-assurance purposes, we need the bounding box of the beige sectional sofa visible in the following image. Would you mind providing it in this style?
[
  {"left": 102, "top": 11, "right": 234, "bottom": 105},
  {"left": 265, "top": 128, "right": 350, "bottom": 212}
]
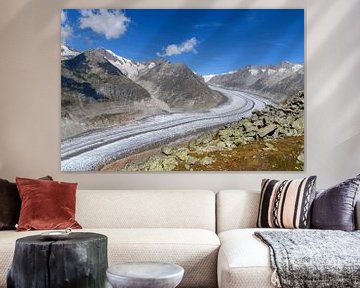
[
  {"left": 1, "top": 189, "right": 359, "bottom": 288},
  {"left": 0, "top": 190, "right": 219, "bottom": 288},
  {"left": 216, "top": 190, "right": 360, "bottom": 288}
]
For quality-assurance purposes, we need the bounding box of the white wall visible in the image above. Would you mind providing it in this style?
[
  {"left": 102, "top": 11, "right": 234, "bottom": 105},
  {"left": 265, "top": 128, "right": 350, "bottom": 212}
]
[{"left": 0, "top": 0, "right": 359, "bottom": 190}]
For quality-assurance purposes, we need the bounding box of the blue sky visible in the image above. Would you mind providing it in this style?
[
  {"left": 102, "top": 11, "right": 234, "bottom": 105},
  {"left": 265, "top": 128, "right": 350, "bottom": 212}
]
[{"left": 61, "top": 9, "right": 304, "bottom": 75}]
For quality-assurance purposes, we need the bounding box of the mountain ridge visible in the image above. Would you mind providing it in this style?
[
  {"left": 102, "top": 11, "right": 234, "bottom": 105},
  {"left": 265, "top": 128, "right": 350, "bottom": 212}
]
[
  {"left": 61, "top": 49, "right": 151, "bottom": 105},
  {"left": 61, "top": 45, "right": 80, "bottom": 60},
  {"left": 136, "top": 61, "right": 226, "bottom": 112},
  {"left": 206, "top": 61, "right": 304, "bottom": 103},
  {"left": 61, "top": 46, "right": 226, "bottom": 139}
]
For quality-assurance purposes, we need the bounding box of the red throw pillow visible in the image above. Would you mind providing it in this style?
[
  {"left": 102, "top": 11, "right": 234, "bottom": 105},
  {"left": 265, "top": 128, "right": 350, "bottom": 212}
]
[
  {"left": 0, "top": 176, "right": 53, "bottom": 230},
  {"left": 16, "top": 177, "right": 82, "bottom": 231}
]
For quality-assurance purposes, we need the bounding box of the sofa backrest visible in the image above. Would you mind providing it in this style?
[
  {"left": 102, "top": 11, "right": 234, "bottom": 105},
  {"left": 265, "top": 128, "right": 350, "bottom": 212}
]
[
  {"left": 217, "top": 190, "right": 360, "bottom": 232},
  {"left": 216, "top": 190, "right": 260, "bottom": 233},
  {"left": 76, "top": 190, "right": 216, "bottom": 231}
]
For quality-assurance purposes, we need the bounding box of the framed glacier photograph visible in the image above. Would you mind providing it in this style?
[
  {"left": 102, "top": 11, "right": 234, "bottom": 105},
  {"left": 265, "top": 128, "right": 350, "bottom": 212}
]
[{"left": 61, "top": 9, "right": 304, "bottom": 172}]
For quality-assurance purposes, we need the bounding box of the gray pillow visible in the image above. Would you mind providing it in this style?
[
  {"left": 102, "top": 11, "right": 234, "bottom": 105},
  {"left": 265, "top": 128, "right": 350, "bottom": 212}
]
[{"left": 311, "top": 174, "right": 360, "bottom": 231}]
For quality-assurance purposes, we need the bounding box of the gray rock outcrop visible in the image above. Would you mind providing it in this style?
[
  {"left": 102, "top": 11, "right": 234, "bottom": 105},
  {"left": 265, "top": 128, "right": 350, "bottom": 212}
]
[{"left": 123, "top": 91, "right": 304, "bottom": 171}]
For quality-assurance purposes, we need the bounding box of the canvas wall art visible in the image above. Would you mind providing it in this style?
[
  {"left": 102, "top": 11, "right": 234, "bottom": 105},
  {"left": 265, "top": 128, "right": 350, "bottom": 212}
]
[{"left": 61, "top": 9, "right": 304, "bottom": 172}]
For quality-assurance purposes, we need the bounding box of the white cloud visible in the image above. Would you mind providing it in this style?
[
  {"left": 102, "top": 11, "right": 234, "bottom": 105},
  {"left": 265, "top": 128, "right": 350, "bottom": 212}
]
[
  {"left": 61, "top": 11, "right": 67, "bottom": 25},
  {"left": 61, "top": 25, "right": 73, "bottom": 44},
  {"left": 157, "top": 37, "right": 199, "bottom": 57},
  {"left": 61, "top": 11, "right": 72, "bottom": 44},
  {"left": 79, "top": 9, "right": 130, "bottom": 40}
]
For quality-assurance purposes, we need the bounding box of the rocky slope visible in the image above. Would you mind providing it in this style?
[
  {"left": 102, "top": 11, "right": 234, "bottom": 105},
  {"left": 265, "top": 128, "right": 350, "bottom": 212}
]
[
  {"left": 121, "top": 91, "right": 305, "bottom": 171},
  {"left": 136, "top": 61, "right": 226, "bottom": 112},
  {"left": 208, "top": 62, "right": 304, "bottom": 103},
  {"left": 61, "top": 49, "right": 154, "bottom": 139},
  {"left": 61, "top": 49, "right": 151, "bottom": 106}
]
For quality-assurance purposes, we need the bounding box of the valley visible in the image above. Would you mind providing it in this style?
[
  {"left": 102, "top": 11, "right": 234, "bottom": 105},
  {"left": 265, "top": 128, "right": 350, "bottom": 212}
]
[
  {"left": 60, "top": 45, "right": 304, "bottom": 171},
  {"left": 61, "top": 86, "right": 269, "bottom": 171}
]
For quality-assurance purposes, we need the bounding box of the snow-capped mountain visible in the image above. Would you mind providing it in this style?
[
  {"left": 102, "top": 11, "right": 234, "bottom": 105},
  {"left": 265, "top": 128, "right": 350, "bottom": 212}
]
[
  {"left": 61, "top": 45, "right": 156, "bottom": 80},
  {"left": 96, "top": 49, "right": 156, "bottom": 80},
  {"left": 61, "top": 47, "right": 224, "bottom": 112},
  {"left": 61, "top": 48, "right": 151, "bottom": 104},
  {"left": 61, "top": 45, "right": 80, "bottom": 60},
  {"left": 101, "top": 49, "right": 145, "bottom": 80},
  {"left": 208, "top": 62, "right": 304, "bottom": 102}
]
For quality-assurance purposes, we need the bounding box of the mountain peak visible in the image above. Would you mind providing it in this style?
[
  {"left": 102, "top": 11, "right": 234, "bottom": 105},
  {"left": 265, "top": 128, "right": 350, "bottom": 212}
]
[
  {"left": 137, "top": 60, "right": 225, "bottom": 112},
  {"left": 90, "top": 48, "right": 147, "bottom": 80},
  {"left": 61, "top": 45, "right": 80, "bottom": 60},
  {"left": 82, "top": 49, "right": 108, "bottom": 61}
]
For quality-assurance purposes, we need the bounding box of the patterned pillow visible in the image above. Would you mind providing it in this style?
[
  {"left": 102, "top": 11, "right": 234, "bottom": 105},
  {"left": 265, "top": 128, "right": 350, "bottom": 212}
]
[{"left": 257, "top": 176, "right": 317, "bottom": 229}]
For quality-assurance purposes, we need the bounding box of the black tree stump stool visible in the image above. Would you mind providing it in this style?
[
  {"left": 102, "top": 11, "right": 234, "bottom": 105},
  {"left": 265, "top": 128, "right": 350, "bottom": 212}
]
[{"left": 7, "top": 232, "right": 108, "bottom": 288}]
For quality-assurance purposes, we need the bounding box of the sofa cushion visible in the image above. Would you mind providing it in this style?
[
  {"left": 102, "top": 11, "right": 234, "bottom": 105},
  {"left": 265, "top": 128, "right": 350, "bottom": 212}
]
[
  {"left": 16, "top": 177, "right": 81, "bottom": 231},
  {"left": 217, "top": 228, "right": 277, "bottom": 288},
  {"left": 216, "top": 190, "right": 260, "bottom": 233},
  {"left": 0, "top": 179, "right": 20, "bottom": 230},
  {"left": 0, "top": 176, "right": 53, "bottom": 230},
  {"left": 76, "top": 190, "right": 216, "bottom": 231},
  {"left": 0, "top": 228, "right": 220, "bottom": 288},
  {"left": 257, "top": 177, "right": 317, "bottom": 229},
  {"left": 311, "top": 174, "right": 360, "bottom": 231}
]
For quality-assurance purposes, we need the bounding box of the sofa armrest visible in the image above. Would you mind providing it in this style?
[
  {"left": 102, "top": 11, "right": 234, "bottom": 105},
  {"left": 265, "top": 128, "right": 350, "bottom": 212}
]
[{"left": 356, "top": 200, "right": 360, "bottom": 230}]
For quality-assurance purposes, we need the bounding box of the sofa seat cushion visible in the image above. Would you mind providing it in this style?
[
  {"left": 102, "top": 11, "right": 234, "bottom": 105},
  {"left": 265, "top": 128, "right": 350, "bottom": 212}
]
[
  {"left": 218, "top": 228, "right": 282, "bottom": 288},
  {"left": 0, "top": 228, "right": 219, "bottom": 288},
  {"left": 102, "top": 228, "right": 220, "bottom": 288}
]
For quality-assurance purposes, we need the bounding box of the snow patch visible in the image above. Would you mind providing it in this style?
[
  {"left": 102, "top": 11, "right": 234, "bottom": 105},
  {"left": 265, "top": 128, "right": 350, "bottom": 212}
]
[
  {"left": 61, "top": 45, "right": 79, "bottom": 59},
  {"left": 203, "top": 74, "right": 216, "bottom": 82},
  {"left": 292, "top": 64, "right": 303, "bottom": 72},
  {"left": 147, "top": 62, "right": 156, "bottom": 69},
  {"left": 202, "top": 70, "right": 236, "bottom": 82},
  {"left": 267, "top": 69, "right": 276, "bottom": 75},
  {"left": 104, "top": 49, "right": 146, "bottom": 79},
  {"left": 249, "top": 69, "right": 259, "bottom": 76}
]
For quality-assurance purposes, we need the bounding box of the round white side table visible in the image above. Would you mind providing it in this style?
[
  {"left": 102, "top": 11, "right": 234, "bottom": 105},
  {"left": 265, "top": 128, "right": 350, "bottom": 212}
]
[{"left": 106, "top": 262, "right": 184, "bottom": 288}]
